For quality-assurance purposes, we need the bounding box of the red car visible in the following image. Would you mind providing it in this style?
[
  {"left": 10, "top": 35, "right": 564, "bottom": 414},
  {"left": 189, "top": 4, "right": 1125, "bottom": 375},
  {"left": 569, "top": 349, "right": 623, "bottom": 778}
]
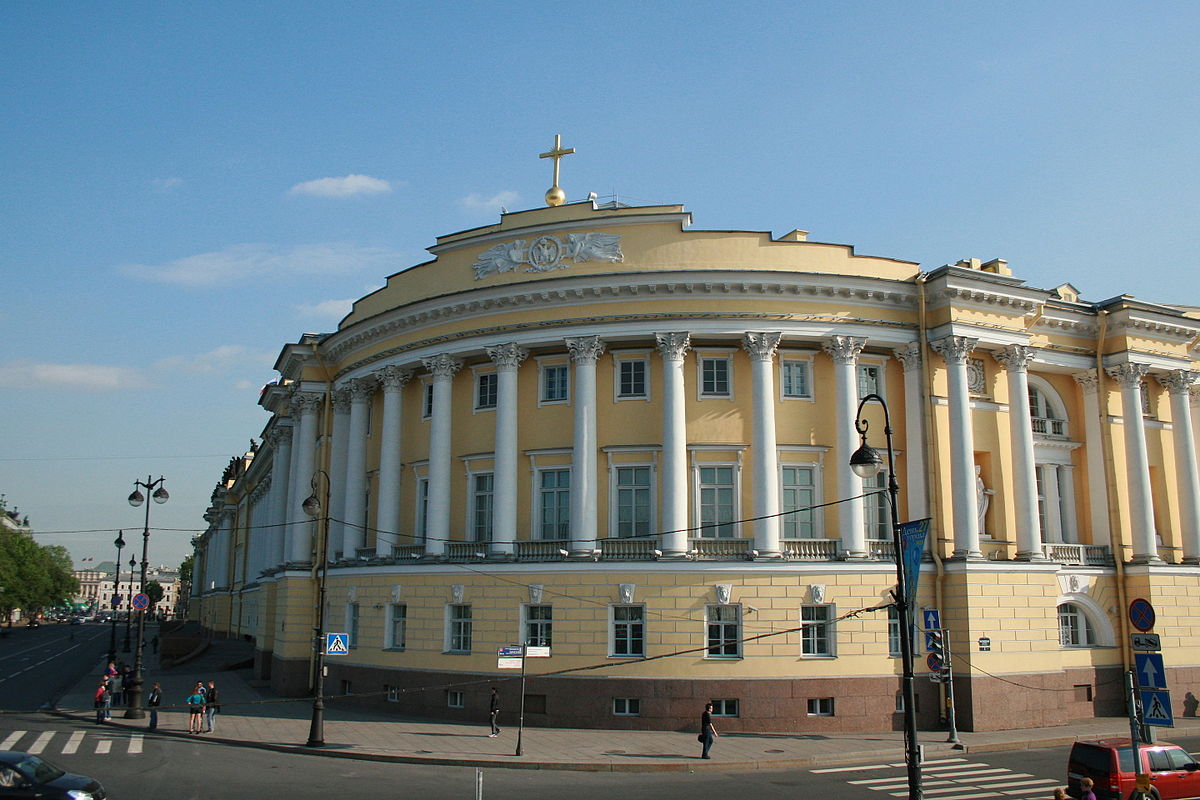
[{"left": 1068, "top": 738, "right": 1200, "bottom": 799}]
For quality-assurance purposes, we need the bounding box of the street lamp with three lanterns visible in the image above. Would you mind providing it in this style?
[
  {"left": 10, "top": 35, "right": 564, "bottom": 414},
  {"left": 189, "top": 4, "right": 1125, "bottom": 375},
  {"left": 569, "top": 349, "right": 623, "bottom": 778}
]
[{"left": 123, "top": 476, "right": 168, "bottom": 719}]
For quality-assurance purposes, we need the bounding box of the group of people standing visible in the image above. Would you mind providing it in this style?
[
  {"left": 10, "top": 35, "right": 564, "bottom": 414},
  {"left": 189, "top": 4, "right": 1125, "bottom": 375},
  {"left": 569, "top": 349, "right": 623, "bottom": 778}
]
[
  {"left": 93, "top": 660, "right": 218, "bottom": 734},
  {"left": 185, "top": 680, "right": 221, "bottom": 734}
]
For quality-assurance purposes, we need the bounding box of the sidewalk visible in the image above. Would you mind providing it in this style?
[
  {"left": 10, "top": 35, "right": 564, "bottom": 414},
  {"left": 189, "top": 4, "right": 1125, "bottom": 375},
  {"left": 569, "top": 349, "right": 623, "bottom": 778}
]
[{"left": 53, "top": 639, "right": 1200, "bottom": 772}]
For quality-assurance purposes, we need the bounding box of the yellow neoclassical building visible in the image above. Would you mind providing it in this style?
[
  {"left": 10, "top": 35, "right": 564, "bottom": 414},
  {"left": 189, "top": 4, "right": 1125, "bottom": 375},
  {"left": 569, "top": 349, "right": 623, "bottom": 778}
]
[{"left": 190, "top": 175, "right": 1200, "bottom": 734}]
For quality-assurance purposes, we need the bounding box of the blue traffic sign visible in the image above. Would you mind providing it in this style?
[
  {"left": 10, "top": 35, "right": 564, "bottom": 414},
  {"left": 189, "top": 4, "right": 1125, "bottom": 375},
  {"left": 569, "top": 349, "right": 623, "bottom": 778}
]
[
  {"left": 1141, "top": 689, "right": 1174, "bottom": 727},
  {"left": 923, "top": 609, "right": 941, "bottom": 652},
  {"left": 131, "top": 593, "right": 150, "bottom": 610},
  {"left": 498, "top": 646, "right": 523, "bottom": 658},
  {"left": 325, "top": 633, "right": 349, "bottom": 655},
  {"left": 926, "top": 652, "right": 944, "bottom": 672},
  {"left": 1129, "top": 598, "right": 1156, "bottom": 632},
  {"left": 1135, "top": 653, "right": 1168, "bottom": 690}
]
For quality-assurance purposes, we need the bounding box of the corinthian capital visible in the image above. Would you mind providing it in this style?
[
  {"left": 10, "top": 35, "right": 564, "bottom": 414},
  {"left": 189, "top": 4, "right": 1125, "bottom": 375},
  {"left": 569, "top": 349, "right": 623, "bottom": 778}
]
[
  {"left": 267, "top": 425, "right": 292, "bottom": 448},
  {"left": 742, "top": 331, "right": 782, "bottom": 362},
  {"left": 1106, "top": 362, "right": 1149, "bottom": 389},
  {"left": 655, "top": 332, "right": 691, "bottom": 362},
  {"left": 1157, "top": 369, "right": 1198, "bottom": 395},
  {"left": 422, "top": 353, "right": 462, "bottom": 380},
  {"left": 893, "top": 342, "right": 922, "bottom": 372},
  {"left": 994, "top": 344, "right": 1035, "bottom": 373},
  {"left": 331, "top": 387, "right": 351, "bottom": 413},
  {"left": 378, "top": 365, "right": 412, "bottom": 391},
  {"left": 566, "top": 335, "right": 606, "bottom": 365},
  {"left": 1072, "top": 369, "right": 1099, "bottom": 394},
  {"left": 822, "top": 335, "right": 866, "bottom": 365},
  {"left": 291, "top": 391, "right": 324, "bottom": 415},
  {"left": 930, "top": 335, "right": 978, "bottom": 366},
  {"left": 349, "top": 376, "right": 377, "bottom": 402},
  {"left": 486, "top": 342, "right": 528, "bottom": 370}
]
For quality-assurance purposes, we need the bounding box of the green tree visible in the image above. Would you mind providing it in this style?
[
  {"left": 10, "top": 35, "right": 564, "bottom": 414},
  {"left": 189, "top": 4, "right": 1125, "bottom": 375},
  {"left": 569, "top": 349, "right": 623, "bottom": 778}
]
[
  {"left": 0, "top": 534, "right": 78, "bottom": 621},
  {"left": 144, "top": 579, "right": 164, "bottom": 607},
  {"left": 179, "top": 553, "right": 193, "bottom": 585}
]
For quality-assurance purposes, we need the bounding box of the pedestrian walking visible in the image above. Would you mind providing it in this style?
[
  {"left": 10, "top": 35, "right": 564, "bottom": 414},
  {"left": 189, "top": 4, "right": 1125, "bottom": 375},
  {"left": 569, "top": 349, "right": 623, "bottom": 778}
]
[
  {"left": 204, "top": 680, "right": 220, "bottom": 733},
  {"left": 147, "top": 682, "right": 161, "bottom": 730},
  {"left": 698, "top": 702, "right": 718, "bottom": 759},
  {"left": 93, "top": 680, "right": 110, "bottom": 724},
  {"left": 120, "top": 666, "right": 134, "bottom": 708},
  {"left": 150, "top": 634, "right": 159, "bottom": 654},
  {"left": 186, "top": 683, "right": 206, "bottom": 734},
  {"left": 1079, "top": 778, "right": 1097, "bottom": 800},
  {"left": 488, "top": 687, "right": 501, "bottom": 737}
]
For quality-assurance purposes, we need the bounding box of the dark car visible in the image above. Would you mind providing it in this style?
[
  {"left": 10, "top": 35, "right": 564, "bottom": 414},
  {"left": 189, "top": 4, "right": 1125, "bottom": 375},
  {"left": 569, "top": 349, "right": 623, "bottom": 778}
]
[
  {"left": 23, "top": 620, "right": 38, "bottom": 629},
  {"left": 0, "top": 750, "right": 106, "bottom": 799},
  {"left": 68, "top": 617, "right": 84, "bottom": 625},
  {"left": 1068, "top": 738, "right": 1200, "bottom": 799}
]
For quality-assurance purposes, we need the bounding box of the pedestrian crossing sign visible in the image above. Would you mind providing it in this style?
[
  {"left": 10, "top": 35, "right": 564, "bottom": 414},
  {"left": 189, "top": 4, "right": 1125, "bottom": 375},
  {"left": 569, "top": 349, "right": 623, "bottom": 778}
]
[
  {"left": 1140, "top": 689, "right": 1174, "bottom": 727},
  {"left": 325, "top": 633, "right": 349, "bottom": 655}
]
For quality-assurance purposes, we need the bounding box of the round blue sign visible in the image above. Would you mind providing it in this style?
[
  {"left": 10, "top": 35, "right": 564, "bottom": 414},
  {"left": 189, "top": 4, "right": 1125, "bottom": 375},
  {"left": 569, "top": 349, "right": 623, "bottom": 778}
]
[
  {"left": 1129, "top": 598, "right": 1156, "bottom": 632},
  {"left": 926, "top": 652, "right": 944, "bottom": 672},
  {"left": 131, "top": 593, "right": 150, "bottom": 611}
]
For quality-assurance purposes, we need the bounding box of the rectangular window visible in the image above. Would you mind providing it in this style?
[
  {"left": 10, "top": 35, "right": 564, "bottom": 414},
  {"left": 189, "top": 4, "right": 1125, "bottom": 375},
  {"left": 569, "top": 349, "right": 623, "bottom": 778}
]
[
  {"left": 781, "top": 466, "right": 816, "bottom": 539},
  {"left": 887, "top": 605, "right": 917, "bottom": 658},
  {"left": 611, "top": 605, "right": 645, "bottom": 657},
  {"left": 447, "top": 690, "right": 464, "bottom": 709},
  {"left": 615, "top": 466, "right": 652, "bottom": 538},
  {"left": 711, "top": 699, "right": 739, "bottom": 717},
  {"left": 802, "top": 605, "right": 834, "bottom": 657},
  {"left": 542, "top": 364, "right": 569, "bottom": 403},
  {"left": 447, "top": 604, "right": 472, "bottom": 653},
  {"left": 346, "top": 602, "right": 360, "bottom": 648},
  {"left": 857, "top": 364, "right": 881, "bottom": 399},
  {"left": 807, "top": 697, "right": 835, "bottom": 716},
  {"left": 618, "top": 359, "right": 647, "bottom": 398},
  {"left": 475, "top": 372, "right": 498, "bottom": 410},
  {"left": 472, "top": 473, "right": 495, "bottom": 542},
  {"left": 423, "top": 382, "right": 434, "bottom": 418},
  {"left": 386, "top": 685, "right": 401, "bottom": 702},
  {"left": 524, "top": 604, "right": 552, "bottom": 648},
  {"left": 613, "top": 698, "right": 641, "bottom": 716},
  {"left": 387, "top": 603, "right": 407, "bottom": 650},
  {"left": 706, "top": 604, "right": 741, "bottom": 658},
  {"left": 539, "top": 469, "right": 570, "bottom": 540},
  {"left": 863, "top": 472, "right": 888, "bottom": 541},
  {"left": 781, "top": 359, "right": 812, "bottom": 399},
  {"left": 698, "top": 466, "right": 736, "bottom": 538},
  {"left": 416, "top": 477, "right": 429, "bottom": 543},
  {"left": 700, "top": 357, "right": 731, "bottom": 397}
]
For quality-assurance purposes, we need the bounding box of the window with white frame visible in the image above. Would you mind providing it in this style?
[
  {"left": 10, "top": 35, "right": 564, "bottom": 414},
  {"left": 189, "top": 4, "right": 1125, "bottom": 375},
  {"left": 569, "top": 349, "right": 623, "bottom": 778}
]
[
  {"left": 422, "top": 382, "right": 434, "bottom": 419},
  {"left": 471, "top": 473, "right": 494, "bottom": 542},
  {"left": 700, "top": 356, "right": 731, "bottom": 397},
  {"left": 613, "top": 697, "right": 640, "bottom": 716},
  {"left": 802, "top": 604, "right": 835, "bottom": 657},
  {"left": 863, "top": 472, "right": 889, "bottom": 541},
  {"left": 475, "top": 372, "right": 497, "bottom": 410},
  {"left": 706, "top": 604, "right": 741, "bottom": 658},
  {"left": 447, "top": 690, "right": 464, "bottom": 708},
  {"left": 857, "top": 363, "right": 882, "bottom": 399},
  {"left": 1036, "top": 463, "right": 1075, "bottom": 544},
  {"left": 781, "top": 466, "right": 816, "bottom": 539},
  {"left": 524, "top": 604, "right": 552, "bottom": 648},
  {"left": 541, "top": 363, "right": 569, "bottom": 403},
  {"left": 887, "top": 604, "right": 916, "bottom": 658},
  {"left": 807, "top": 697, "right": 835, "bottom": 716},
  {"left": 616, "top": 357, "right": 648, "bottom": 399},
  {"left": 781, "top": 358, "right": 813, "bottom": 399},
  {"left": 611, "top": 604, "right": 645, "bottom": 658},
  {"left": 538, "top": 469, "right": 570, "bottom": 540},
  {"left": 346, "top": 602, "right": 360, "bottom": 648},
  {"left": 446, "top": 604, "right": 472, "bottom": 653},
  {"left": 698, "top": 465, "right": 737, "bottom": 538},
  {"left": 1058, "top": 602, "right": 1096, "bottom": 647},
  {"left": 416, "top": 476, "right": 429, "bottom": 543},
  {"left": 387, "top": 603, "right": 406, "bottom": 650},
  {"left": 710, "top": 699, "right": 739, "bottom": 716},
  {"left": 614, "top": 466, "right": 652, "bottom": 538},
  {"left": 1029, "top": 384, "right": 1068, "bottom": 437}
]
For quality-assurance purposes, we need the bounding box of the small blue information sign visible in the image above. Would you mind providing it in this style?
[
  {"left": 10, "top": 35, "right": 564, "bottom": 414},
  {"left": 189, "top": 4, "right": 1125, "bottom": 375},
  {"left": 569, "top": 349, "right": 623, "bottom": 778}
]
[
  {"left": 1129, "top": 598, "right": 1156, "bottom": 633},
  {"left": 325, "top": 633, "right": 349, "bottom": 655},
  {"left": 923, "top": 608, "right": 941, "bottom": 653},
  {"left": 131, "top": 593, "right": 150, "bottom": 611},
  {"left": 1141, "top": 689, "right": 1174, "bottom": 727},
  {"left": 1135, "top": 653, "right": 1168, "bottom": 690}
]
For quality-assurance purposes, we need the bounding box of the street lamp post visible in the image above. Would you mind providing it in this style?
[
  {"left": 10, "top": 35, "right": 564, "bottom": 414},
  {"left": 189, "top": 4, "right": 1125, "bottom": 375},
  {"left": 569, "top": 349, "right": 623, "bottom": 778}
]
[
  {"left": 124, "top": 476, "right": 168, "bottom": 720},
  {"left": 122, "top": 555, "right": 135, "bottom": 653},
  {"left": 301, "top": 471, "right": 332, "bottom": 747},
  {"left": 850, "top": 393, "right": 922, "bottom": 800},
  {"left": 108, "top": 532, "right": 126, "bottom": 664}
]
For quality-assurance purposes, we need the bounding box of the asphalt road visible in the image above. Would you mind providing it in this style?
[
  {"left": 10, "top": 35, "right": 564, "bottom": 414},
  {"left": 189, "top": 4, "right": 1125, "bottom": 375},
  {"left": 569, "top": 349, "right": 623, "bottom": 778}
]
[{"left": 0, "top": 622, "right": 111, "bottom": 710}]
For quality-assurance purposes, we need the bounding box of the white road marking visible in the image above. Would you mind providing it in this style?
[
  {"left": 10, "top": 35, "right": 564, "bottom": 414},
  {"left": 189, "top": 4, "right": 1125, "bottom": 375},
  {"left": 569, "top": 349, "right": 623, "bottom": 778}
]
[
  {"left": 28, "top": 731, "right": 54, "bottom": 754},
  {"left": 63, "top": 731, "right": 85, "bottom": 754},
  {"left": 811, "top": 763, "right": 893, "bottom": 773},
  {"left": 128, "top": 733, "right": 143, "bottom": 754},
  {"left": 0, "top": 731, "right": 25, "bottom": 749},
  {"left": 95, "top": 739, "right": 111, "bottom": 754}
]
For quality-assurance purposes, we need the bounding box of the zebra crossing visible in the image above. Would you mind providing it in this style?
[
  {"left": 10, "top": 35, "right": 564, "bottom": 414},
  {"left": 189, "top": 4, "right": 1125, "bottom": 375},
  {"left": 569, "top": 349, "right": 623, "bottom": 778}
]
[
  {"left": 0, "top": 729, "right": 143, "bottom": 756},
  {"left": 812, "top": 756, "right": 1061, "bottom": 799}
]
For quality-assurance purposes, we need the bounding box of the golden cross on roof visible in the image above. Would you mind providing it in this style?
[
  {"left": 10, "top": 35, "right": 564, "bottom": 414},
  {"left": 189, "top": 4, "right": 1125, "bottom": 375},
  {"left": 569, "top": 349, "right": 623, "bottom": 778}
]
[{"left": 539, "top": 134, "right": 574, "bottom": 207}]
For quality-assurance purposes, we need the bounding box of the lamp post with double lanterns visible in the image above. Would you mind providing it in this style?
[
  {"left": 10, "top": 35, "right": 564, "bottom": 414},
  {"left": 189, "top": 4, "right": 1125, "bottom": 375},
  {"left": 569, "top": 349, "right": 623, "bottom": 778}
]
[
  {"left": 122, "top": 555, "right": 135, "bottom": 653},
  {"left": 123, "top": 476, "right": 168, "bottom": 720},
  {"left": 850, "top": 393, "right": 922, "bottom": 800},
  {"left": 301, "top": 471, "right": 332, "bottom": 747},
  {"left": 108, "top": 531, "right": 125, "bottom": 664}
]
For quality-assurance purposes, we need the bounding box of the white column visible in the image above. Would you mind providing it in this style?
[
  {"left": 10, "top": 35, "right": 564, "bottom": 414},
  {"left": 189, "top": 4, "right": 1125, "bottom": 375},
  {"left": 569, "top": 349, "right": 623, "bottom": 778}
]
[
  {"left": 823, "top": 336, "right": 867, "bottom": 559},
  {"left": 1107, "top": 363, "right": 1159, "bottom": 562},
  {"left": 931, "top": 336, "right": 982, "bottom": 558},
  {"left": 214, "top": 509, "right": 232, "bottom": 589},
  {"left": 1159, "top": 370, "right": 1200, "bottom": 562},
  {"left": 1072, "top": 370, "right": 1111, "bottom": 547},
  {"left": 566, "top": 336, "right": 605, "bottom": 555},
  {"left": 893, "top": 344, "right": 928, "bottom": 520},
  {"left": 288, "top": 391, "right": 323, "bottom": 564},
  {"left": 375, "top": 366, "right": 410, "bottom": 557},
  {"left": 487, "top": 344, "right": 527, "bottom": 557},
  {"left": 342, "top": 376, "right": 376, "bottom": 557},
  {"left": 1043, "top": 466, "right": 1063, "bottom": 543},
  {"left": 995, "top": 345, "right": 1044, "bottom": 560},
  {"left": 1059, "top": 466, "right": 1078, "bottom": 543},
  {"left": 267, "top": 424, "right": 292, "bottom": 568},
  {"left": 326, "top": 389, "right": 351, "bottom": 561},
  {"left": 423, "top": 354, "right": 461, "bottom": 557},
  {"left": 743, "top": 332, "right": 782, "bottom": 558},
  {"left": 656, "top": 332, "right": 691, "bottom": 556}
]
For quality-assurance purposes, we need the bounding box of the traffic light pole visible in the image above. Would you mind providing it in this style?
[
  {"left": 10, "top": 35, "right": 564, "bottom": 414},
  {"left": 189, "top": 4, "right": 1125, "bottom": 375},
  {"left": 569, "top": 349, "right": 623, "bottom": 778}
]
[{"left": 940, "top": 629, "right": 960, "bottom": 746}]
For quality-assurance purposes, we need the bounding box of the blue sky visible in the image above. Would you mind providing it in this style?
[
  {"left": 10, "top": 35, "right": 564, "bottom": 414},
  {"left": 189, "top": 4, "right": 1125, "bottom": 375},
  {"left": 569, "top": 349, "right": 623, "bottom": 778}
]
[{"left": 3, "top": 2, "right": 1198, "bottom": 570}]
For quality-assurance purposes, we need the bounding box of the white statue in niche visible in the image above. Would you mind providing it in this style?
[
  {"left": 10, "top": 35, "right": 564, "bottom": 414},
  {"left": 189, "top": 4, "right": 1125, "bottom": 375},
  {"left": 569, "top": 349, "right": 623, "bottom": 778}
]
[{"left": 976, "top": 465, "right": 996, "bottom": 538}]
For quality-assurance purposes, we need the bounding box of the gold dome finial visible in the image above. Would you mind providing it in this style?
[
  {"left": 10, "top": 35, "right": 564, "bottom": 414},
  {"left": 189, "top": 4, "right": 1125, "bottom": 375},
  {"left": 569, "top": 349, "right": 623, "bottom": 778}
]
[{"left": 539, "top": 134, "right": 574, "bottom": 207}]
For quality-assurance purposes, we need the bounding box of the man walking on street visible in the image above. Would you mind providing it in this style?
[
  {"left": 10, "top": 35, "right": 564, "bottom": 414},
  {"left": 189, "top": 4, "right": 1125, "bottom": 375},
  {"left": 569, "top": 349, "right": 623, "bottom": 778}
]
[
  {"left": 147, "top": 682, "right": 161, "bottom": 730},
  {"left": 204, "top": 680, "right": 220, "bottom": 733},
  {"left": 488, "top": 687, "right": 501, "bottom": 737},
  {"left": 699, "top": 702, "right": 718, "bottom": 759}
]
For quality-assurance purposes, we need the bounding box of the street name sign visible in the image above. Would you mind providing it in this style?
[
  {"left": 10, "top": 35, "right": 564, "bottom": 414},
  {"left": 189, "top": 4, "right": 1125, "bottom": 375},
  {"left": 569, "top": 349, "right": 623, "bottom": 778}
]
[
  {"left": 497, "top": 645, "right": 523, "bottom": 669},
  {"left": 324, "top": 633, "right": 349, "bottom": 655},
  {"left": 1131, "top": 633, "right": 1162, "bottom": 652}
]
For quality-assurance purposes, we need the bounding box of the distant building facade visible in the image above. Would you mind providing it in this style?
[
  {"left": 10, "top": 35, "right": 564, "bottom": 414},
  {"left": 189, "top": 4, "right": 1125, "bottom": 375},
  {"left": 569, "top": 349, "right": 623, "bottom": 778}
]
[{"left": 75, "top": 564, "right": 182, "bottom": 618}]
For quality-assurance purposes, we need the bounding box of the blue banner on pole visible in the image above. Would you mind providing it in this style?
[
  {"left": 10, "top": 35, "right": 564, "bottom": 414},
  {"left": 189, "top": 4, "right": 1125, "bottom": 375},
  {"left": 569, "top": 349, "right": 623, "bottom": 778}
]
[{"left": 900, "top": 518, "right": 931, "bottom": 604}]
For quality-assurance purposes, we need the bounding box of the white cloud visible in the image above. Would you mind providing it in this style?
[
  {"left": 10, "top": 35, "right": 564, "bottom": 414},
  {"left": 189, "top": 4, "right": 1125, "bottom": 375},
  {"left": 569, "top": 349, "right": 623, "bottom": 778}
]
[
  {"left": 295, "top": 298, "right": 355, "bottom": 320},
  {"left": 119, "top": 242, "right": 402, "bottom": 287},
  {"left": 462, "top": 190, "right": 519, "bottom": 213},
  {"left": 289, "top": 174, "right": 392, "bottom": 198},
  {"left": 154, "top": 345, "right": 275, "bottom": 375},
  {"left": 0, "top": 361, "right": 151, "bottom": 392},
  {"left": 151, "top": 177, "right": 184, "bottom": 191}
]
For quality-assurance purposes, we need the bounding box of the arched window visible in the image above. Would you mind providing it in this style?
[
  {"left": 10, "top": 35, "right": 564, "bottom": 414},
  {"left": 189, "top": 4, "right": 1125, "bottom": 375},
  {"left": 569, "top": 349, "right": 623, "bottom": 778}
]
[
  {"left": 1028, "top": 383, "right": 1068, "bottom": 437},
  {"left": 1058, "top": 602, "right": 1096, "bottom": 647}
]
